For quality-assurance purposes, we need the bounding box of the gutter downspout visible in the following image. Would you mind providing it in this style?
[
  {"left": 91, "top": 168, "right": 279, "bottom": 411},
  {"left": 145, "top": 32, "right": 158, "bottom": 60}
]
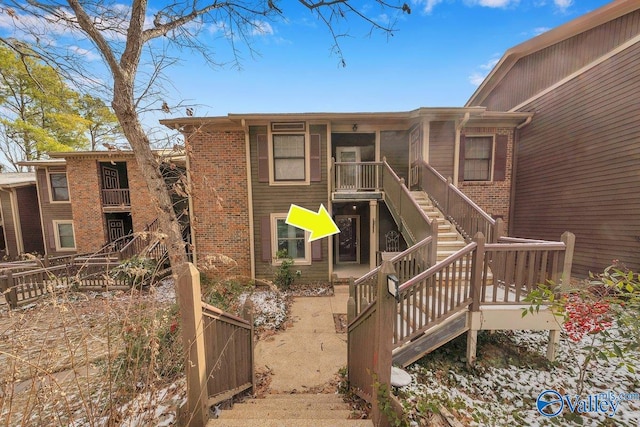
[
  {"left": 453, "top": 112, "right": 470, "bottom": 186},
  {"left": 508, "top": 115, "right": 533, "bottom": 235},
  {"left": 242, "top": 118, "right": 256, "bottom": 280}
]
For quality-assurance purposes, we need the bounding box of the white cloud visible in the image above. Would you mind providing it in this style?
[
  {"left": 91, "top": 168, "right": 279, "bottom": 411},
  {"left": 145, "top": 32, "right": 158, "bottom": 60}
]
[
  {"left": 554, "top": 0, "right": 573, "bottom": 10},
  {"left": 468, "top": 72, "right": 486, "bottom": 86},
  {"left": 533, "top": 26, "right": 550, "bottom": 35},
  {"left": 469, "top": 55, "right": 501, "bottom": 86},
  {"left": 251, "top": 20, "right": 274, "bottom": 36},
  {"left": 480, "top": 57, "right": 500, "bottom": 70},
  {"left": 466, "top": 0, "right": 519, "bottom": 8},
  {"left": 68, "top": 46, "right": 101, "bottom": 62},
  {"left": 413, "top": 0, "right": 444, "bottom": 14}
]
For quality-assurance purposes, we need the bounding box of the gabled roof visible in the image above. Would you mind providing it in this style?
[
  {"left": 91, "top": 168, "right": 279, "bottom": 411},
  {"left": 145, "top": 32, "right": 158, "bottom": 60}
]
[
  {"left": 466, "top": 0, "right": 640, "bottom": 107},
  {"left": 0, "top": 173, "right": 36, "bottom": 188}
]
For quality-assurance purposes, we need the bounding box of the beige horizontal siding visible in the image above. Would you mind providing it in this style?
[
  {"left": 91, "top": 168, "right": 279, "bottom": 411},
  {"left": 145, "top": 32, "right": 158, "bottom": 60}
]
[
  {"left": 428, "top": 121, "right": 455, "bottom": 180},
  {"left": 250, "top": 125, "right": 330, "bottom": 283}
]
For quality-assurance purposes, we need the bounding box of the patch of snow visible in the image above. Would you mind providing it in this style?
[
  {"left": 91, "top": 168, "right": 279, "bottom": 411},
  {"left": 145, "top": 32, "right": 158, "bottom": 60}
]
[
  {"left": 398, "top": 327, "right": 640, "bottom": 426},
  {"left": 238, "top": 290, "right": 287, "bottom": 330}
]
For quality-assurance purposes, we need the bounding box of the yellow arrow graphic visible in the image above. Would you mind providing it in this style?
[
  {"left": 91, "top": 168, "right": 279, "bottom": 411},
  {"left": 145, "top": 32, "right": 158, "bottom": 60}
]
[{"left": 285, "top": 204, "right": 340, "bottom": 242}]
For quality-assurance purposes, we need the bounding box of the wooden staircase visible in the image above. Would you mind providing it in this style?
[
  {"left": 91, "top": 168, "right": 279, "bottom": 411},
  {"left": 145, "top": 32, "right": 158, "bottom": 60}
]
[
  {"left": 207, "top": 394, "right": 373, "bottom": 427},
  {"left": 409, "top": 191, "right": 466, "bottom": 261}
]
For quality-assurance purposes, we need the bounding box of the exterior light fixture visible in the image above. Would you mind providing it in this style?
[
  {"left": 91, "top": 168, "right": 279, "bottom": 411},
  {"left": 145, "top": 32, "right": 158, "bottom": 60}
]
[
  {"left": 352, "top": 124, "right": 358, "bottom": 132},
  {"left": 387, "top": 274, "right": 399, "bottom": 301}
]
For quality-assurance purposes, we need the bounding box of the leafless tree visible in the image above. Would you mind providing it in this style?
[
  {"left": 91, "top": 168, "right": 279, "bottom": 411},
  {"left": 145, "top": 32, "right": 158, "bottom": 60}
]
[{"left": 0, "top": 0, "right": 410, "bottom": 421}]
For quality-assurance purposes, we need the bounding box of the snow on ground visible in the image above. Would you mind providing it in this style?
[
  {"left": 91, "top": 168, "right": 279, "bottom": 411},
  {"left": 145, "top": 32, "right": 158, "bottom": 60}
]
[
  {"left": 397, "top": 327, "right": 640, "bottom": 426},
  {"left": 238, "top": 290, "right": 288, "bottom": 331}
]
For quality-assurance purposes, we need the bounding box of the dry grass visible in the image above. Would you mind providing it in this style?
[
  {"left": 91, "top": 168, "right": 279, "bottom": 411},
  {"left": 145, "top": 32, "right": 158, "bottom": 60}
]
[{"left": 0, "top": 280, "right": 184, "bottom": 426}]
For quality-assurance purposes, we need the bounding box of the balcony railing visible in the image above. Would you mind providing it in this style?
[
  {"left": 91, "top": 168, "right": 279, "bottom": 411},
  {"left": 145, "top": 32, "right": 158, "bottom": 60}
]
[
  {"left": 102, "top": 188, "right": 131, "bottom": 207},
  {"left": 332, "top": 161, "right": 383, "bottom": 192}
]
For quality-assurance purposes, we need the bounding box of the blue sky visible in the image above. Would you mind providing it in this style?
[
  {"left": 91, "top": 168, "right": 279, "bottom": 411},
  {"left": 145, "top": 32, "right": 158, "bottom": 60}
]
[
  {"left": 158, "top": 0, "right": 613, "bottom": 118},
  {"left": 0, "top": 0, "right": 614, "bottom": 124}
]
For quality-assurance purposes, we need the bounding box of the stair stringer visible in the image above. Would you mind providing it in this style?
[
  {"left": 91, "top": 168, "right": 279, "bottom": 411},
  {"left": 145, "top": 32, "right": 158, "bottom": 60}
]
[{"left": 392, "top": 309, "right": 469, "bottom": 368}]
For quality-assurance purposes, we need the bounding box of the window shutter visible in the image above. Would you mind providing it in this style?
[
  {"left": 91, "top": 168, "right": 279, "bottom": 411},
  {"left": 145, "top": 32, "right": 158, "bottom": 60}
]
[
  {"left": 458, "top": 134, "right": 466, "bottom": 182},
  {"left": 310, "top": 134, "right": 321, "bottom": 182},
  {"left": 257, "top": 134, "right": 269, "bottom": 183},
  {"left": 493, "top": 134, "right": 508, "bottom": 181},
  {"left": 47, "top": 223, "right": 56, "bottom": 250},
  {"left": 261, "top": 216, "right": 272, "bottom": 262},
  {"left": 311, "top": 239, "right": 322, "bottom": 261}
]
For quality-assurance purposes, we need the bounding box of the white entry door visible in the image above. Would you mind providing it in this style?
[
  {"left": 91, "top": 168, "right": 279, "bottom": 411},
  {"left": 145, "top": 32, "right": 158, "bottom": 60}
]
[{"left": 336, "top": 147, "right": 361, "bottom": 190}]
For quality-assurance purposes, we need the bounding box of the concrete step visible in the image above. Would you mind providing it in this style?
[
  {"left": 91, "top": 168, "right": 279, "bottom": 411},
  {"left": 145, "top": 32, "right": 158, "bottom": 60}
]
[
  {"left": 208, "top": 420, "right": 374, "bottom": 427},
  {"left": 207, "top": 394, "right": 372, "bottom": 426},
  {"left": 218, "top": 408, "right": 353, "bottom": 419}
]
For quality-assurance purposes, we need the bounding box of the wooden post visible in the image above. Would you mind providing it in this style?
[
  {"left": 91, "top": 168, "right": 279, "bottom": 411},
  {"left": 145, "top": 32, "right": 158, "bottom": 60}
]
[
  {"left": 494, "top": 218, "right": 505, "bottom": 243},
  {"left": 446, "top": 177, "right": 452, "bottom": 215},
  {"left": 242, "top": 300, "right": 256, "bottom": 395},
  {"left": 5, "top": 271, "right": 17, "bottom": 309},
  {"left": 371, "top": 260, "right": 396, "bottom": 427},
  {"left": 178, "top": 263, "right": 208, "bottom": 427},
  {"left": 429, "top": 221, "right": 438, "bottom": 267},
  {"left": 560, "top": 232, "right": 575, "bottom": 289},
  {"left": 469, "top": 233, "right": 485, "bottom": 313},
  {"left": 547, "top": 329, "right": 560, "bottom": 362},
  {"left": 44, "top": 255, "right": 50, "bottom": 268}
]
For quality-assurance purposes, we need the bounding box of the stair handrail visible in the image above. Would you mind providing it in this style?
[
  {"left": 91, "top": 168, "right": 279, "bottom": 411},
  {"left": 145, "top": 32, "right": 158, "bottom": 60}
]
[
  {"left": 118, "top": 218, "right": 160, "bottom": 260},
  {"left": 351, "top": 236, "right": 434, "bottom": 318},
  {"left": 382, "top": 159, "right": 437, "bottom": 245},
  {"left": 419, "top": 161, "right": 501, "bottom": 242},
  {"left": 394, "top": 241, "right": 478, "bottom": 346}
]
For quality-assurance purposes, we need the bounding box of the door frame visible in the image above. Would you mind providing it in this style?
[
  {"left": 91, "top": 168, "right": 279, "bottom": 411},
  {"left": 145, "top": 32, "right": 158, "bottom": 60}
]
[
  {"left": 335, "top": 214, "right": 360, "bottom": 264},
  {"left": 336, "top": 147, "right": 362, "bottom": 191},
  {"left": 408, "top": 126, "right": 422, "bottom": 188}
]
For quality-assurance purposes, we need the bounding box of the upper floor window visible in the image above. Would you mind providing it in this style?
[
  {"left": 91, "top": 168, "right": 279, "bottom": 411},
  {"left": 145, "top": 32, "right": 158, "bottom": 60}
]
[
  {"left": 463, "top": 136, "right": 493, "bottom": 181},
  {"left": 49, "top": 172, "right": 70, "bottom": 202},
  {"left": 273, "top": 134, "right": 306, "bottom": 181}
]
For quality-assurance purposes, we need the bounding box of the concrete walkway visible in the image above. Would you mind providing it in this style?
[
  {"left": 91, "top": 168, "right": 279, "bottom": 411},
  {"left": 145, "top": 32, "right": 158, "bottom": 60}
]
[{"left": 255, "top": 285, "right": 349, "bottom": 392}]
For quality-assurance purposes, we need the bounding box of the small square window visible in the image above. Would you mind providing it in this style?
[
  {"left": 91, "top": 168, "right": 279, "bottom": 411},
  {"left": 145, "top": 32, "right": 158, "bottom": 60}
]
[
  {"left": 50, "top": 173, "right": 69, "bottom": 201},
  {"left": 273, "top": 135, "right": 305, "bottom": 181},
  {"left": 54, "top": 221, "right": 76, "bottom": 250},
  {"left": 464, "top": 137, "right": 493, "bottom": 181}
]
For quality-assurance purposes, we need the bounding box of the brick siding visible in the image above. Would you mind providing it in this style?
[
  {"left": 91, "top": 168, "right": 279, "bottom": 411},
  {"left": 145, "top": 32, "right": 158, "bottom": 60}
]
[
  {"left": 459, "top": 127, "right": 513, "bottom": 229},
  {"left": 67, "top": 155, "right": 156, "bottom": 254},
  {"left": 187, "top": 130, "right": 251, "bottom": 278}
]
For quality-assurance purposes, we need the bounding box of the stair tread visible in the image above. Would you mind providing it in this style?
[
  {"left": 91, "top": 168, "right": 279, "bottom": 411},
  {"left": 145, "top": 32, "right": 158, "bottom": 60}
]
[
  {"left": 208, "top": 419, "right": 373, "bottom": 426},
  {"left": 218, "top": 409, "right": 353, "bottom": 419}
]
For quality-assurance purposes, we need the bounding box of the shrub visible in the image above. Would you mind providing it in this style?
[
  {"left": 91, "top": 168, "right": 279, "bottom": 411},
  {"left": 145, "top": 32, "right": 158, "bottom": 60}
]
[
  {"left": 111, "top": 256, "right": 157, "bottom": 288},
  {"left": 273, "top": 249, "right": 300, "bottom": 290}
]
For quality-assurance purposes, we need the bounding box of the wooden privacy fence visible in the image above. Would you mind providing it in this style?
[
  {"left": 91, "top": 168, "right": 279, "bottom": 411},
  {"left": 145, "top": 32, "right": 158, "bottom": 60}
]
[{"left": 201, "top": 302, "right": 255, "bottom": 406}]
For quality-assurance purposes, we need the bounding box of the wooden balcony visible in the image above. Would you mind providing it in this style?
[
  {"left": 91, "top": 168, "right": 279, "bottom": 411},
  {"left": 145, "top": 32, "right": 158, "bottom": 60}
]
[
  {"left": 102, "top": 188, "right": 131, "bottom": 211},
  {"left": 331, "top": 161, "right": 383, "bottom": 201}
]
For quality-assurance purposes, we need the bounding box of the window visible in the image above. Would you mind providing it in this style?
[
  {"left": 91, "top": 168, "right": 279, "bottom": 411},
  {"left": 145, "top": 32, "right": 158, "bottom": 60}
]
[
  {"left": 273, "top": 134, "right": 305, "bottom": 181},
  {"left": 49, "top": 172, "right": 69, "bottom": 201},
  {"left": 54, "top": 221, "right": 76, "bottom": 251},
  {"left": 464, "top": 136, "right": 493, "bottom": 181},
  {"left": 271, "top": 214, "right": 310, "bottom": 265}
]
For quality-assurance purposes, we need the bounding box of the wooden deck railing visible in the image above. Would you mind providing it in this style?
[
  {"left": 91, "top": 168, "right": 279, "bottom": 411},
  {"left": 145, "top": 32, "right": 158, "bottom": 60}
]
[
  {"left": 347, "top": 232, "right": 575, "bottom": 424},
  {"left": 395, "top": 243, "right": 476, "bottom": 346},
  {"left": 118, "top": 218, "right": 160, "bottom": 260},
  {"left": 101, "top": 188, "right": 131, "bottom": 206},
  {"left": 420, "top": 161, "right": 503, "bottom": 243},
  {"left": 333, "top": 161, "right": 383, "bottom": 191},
  {"left": 201, "top": 301, "right": 255, "bottom": 405},
  {"left": 0, "top": 259, "right": 129, "bottom": 308}
]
